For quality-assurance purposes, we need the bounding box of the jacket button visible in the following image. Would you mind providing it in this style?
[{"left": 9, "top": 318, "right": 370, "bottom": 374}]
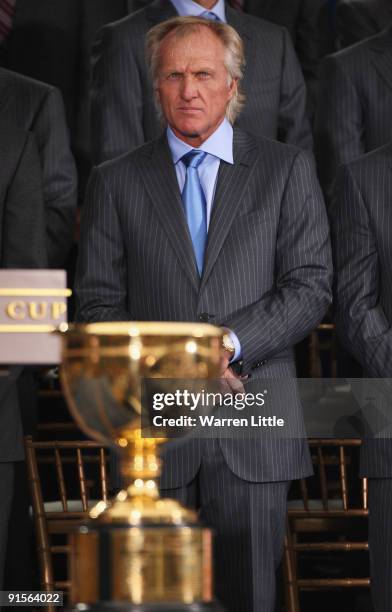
[
  {"left": 199, "top": 313, "right": 210, "bottom": 322},
  {"left": 253, "top": 359, "right": 267, "bottom": 369}
]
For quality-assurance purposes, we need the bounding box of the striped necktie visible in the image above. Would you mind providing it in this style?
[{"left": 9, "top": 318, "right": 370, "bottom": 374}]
[
  {"left": 181, "top": 150, "right": 207, "bottom": 276},
  {"left": 0, "top": 0, "right": 15, "bottom": 45}
]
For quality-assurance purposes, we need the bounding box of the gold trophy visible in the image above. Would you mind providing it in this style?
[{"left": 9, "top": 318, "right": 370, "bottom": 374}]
[{"left": 58, "top": 321, "right": 225, "bottom": 611}]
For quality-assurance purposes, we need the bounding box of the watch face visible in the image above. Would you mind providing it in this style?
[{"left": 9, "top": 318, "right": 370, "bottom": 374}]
[{"left": 223, "top": 334, "right": 235, "bottom": 354}]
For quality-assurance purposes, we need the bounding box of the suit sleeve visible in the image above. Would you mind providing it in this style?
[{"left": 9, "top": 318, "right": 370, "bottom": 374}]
[
  {"left": 314, "top": 54, "right": 364, "bottom": 198},
  {"left": 2, "top": 133, "right": 47, "bottom": 269},
  {"left": 331, "top": 163, "right": 392, "bottom": 377},
  {"left": 278, "top": 27, "right": 313, "bottom": 150},
  {"left": 91, "top": 23, "right": 145, "bottom": 164},
  {"left": 32, "top": 86, "right": 77, "bottom": 268},
  {"left": 74, "top": 166, "right": 129, "bottom": 322},
  {"left": 224, "top": 150, "right": 332, "bottom": 373}
]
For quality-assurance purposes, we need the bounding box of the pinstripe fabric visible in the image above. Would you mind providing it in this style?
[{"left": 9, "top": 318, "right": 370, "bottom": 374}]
[
  {"left": 368, "top": 479, "right": 392, "bottom": 612},
  {"left": 161, "top": 440, "right": 289, "bottom": 612},
  {"left": 0, "top": 68, "right": 77, "bottom": 267},
  {"left": 331, "top": 145, "right": 392, "bottom": 381},
  {"left": 315, "top": 24, "right": 392, "bottom": 196},
  {"left": 75, "top": 128, "right": 332, "bottom": 486},
  {"left": 244, "top": 0, "right": 331, "bottom": 103},
  {"left": 331, "top": 143, "right": 392, "bottom": 481},
  {"left": 90, "top": 0, "right": 312, "bottom": 164},
  {"left": 336, "top": 0, "right": 392, "bottom": 49}
]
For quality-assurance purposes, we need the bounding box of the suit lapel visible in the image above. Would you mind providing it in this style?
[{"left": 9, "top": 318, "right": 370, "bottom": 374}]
[
  {"left": 138, "top": 134, "right": 200, "bottom": 291},
  {"left": 200, "top": 129, "right": 258, "bottom": 292},
  {"left": 369, "top": 26, "right": 392, "bottom": 91},
  {"left": 226, "top": 6, "right": 258, "bottom": 93},
  {"left": 225, "top": 5, "right": 251, "bottom": 44}
]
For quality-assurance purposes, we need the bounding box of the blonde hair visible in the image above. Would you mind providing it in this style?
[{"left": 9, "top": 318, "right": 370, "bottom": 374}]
[{"left": 146, "top": 16, "right": 245, "bottom": 124}]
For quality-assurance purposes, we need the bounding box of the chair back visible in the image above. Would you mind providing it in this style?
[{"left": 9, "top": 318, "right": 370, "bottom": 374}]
[
  {"left": 292, "top": 438, "right": 367, "bottom": 515},
  {"left": 25, "top": 437, "right": 109, "bottom": 606},
  {"left": 284, "top": 439, "right": 369, "bottom": 612}
]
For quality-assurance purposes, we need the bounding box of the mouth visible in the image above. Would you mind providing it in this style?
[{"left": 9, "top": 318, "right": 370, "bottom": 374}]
[{"left": 178, "top": 107, "right": 203, "bottom": 113}]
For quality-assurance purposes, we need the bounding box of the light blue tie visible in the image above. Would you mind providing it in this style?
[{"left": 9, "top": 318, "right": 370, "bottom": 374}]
[
  {"left": 201, "top": 10, "right": 220, "bottom": 21},
  {"left": 181, "top": 150, "right": 207, "bottom": 276}
]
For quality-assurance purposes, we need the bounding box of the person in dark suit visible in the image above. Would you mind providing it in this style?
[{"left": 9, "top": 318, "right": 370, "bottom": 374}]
[
  {"left": 237, "top": 0, "right": 332, "bottom": 112},
  {"left": 0, "top": 121, "right": 47, "bottom": 588},
  {"left": 91, "top": 0, "right": 312, "bottom": 164},
  {"left": 336, "top": 0, "right": 392, "bottom": 49},
  {"left": 76, "top": 0, "right": 129, "bottom": 192},
  {"left": 0, "top": 67, "right": 76, "bottom": 593},
  {"left": 331, "top": 143, "right": 392, "bottom": 612},
  {"left": 314, "top": 24, "right": 392, "bottom": 197},
  {"left": 0, "top": 68, "right": 76, "bottom": 268},
  {"left": 77, "top": 17, "right": 332, "bottom": 610}
]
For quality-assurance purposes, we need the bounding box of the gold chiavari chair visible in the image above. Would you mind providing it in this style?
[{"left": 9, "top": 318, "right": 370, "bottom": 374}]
[
  {"left": 283, "top": 439, "right": 369, "bottom": 612},
  {"left": 25, "top": 437, "right": 109, "bottom": 610}
]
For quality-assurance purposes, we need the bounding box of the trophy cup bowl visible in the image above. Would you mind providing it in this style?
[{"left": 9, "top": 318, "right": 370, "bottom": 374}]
[{"left": 58, "top": 321, "right": 225, "bottom": 611}]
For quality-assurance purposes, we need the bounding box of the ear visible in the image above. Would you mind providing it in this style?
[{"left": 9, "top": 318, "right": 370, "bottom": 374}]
[{"left": 227, "top": 78, "right": 238, "bottom": 100}]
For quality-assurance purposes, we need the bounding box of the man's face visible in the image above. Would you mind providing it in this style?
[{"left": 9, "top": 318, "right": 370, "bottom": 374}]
[{"left": 156, "top": 27, "right": 237, "bottom": 146}]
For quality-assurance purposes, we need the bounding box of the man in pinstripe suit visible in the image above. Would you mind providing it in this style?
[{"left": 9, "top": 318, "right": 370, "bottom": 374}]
[
  {"left": 76, "top": 17, "right": 332, "bottom": 611},
  {"left": 331, "top": 144, "right": 392, "bottom": 612},
  {"left": 315, "top": 23, "right": 392, "bottom": 197},
  {"left": 0, "top": 67, "right": 76, "bottom": 592},
  {"left": 0, "top": 121, "right": 47, "bottom": 588},
  {"left": 0, "top": 67, "right": 76, "bottom": 268},
  {"left": 91, "top": 0, "right": 312, "bottom": 165},
  {"left": 239, "top": 0, "right": 332, "bottom": 114}
]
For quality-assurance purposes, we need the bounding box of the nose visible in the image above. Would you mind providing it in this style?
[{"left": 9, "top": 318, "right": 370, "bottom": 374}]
[{"left": 180, "top": 75, "right": 197, "bottom": 100}]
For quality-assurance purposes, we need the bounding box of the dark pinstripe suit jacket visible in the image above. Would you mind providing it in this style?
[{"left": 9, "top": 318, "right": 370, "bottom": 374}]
[
  {"left": 75, "top": 128, "right": 332, "bottom": 485},
  {"left": 331, "top": 143, "right": 392, "bottom": 477},
  {"left": 0, "top": 68, "right": 77, "bottom": 267},
  {"left": 336, "top": 0, "right": 392, "bottom": 49},
  {"left": 245, "top": 0, "right": 331, "bottom": 94},
  {"left": 0, "top": 121, "right": 47, "bottom": 463},
  {"left": 91, "top": 0, "right": 312, "bottom": 164},
  {"left": 314, "top": 24, "right": 392, "bottom": 196}
]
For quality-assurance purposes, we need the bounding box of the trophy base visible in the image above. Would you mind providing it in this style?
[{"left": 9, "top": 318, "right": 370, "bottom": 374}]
[{"left": 73, "top": 602, "right": 224, "bottom": 611}]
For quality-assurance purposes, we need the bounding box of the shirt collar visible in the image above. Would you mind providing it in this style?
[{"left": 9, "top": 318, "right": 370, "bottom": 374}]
[
  {"left": 167, "top": 118, "right": 234, "bottom": 165},
  {"left": 170, "top": 0, "right": 226, "bottom": 22}
]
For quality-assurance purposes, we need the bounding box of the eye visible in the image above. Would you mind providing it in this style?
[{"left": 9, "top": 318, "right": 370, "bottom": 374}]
[
  {"left": 196, "top": 71, "right": 211, "bottom": 79},
  {"left": 167, "top": 72, "right": 182, "bottom": 80}
]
